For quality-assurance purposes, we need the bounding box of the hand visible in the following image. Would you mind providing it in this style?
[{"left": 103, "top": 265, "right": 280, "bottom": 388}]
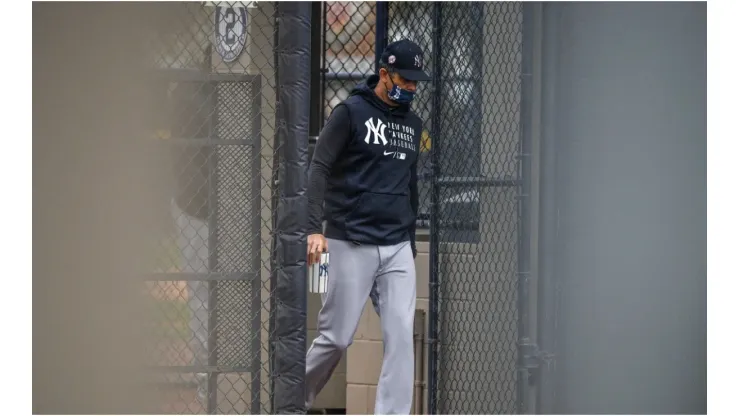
[{"left": 307, "top": 233, "right": 328, "bottom": 265}]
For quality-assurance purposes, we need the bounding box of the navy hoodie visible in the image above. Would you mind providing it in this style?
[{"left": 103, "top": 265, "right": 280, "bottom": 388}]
[{"left": 307, "top": 75, "right": 421, "bottom": 254}]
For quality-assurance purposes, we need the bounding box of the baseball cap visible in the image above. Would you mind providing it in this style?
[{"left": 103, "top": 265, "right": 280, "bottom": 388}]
[{"left": 379, "top": 39, "right": 432, "bottom": 82}]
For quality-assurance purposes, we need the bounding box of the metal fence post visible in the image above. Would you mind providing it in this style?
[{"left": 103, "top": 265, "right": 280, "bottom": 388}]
[
  {"left": 206, "top": 94, "right": 219, "bottom": 415},
  {"left": 310, "top": 2, "right": 323, "bottom": 138},
  {"left": 250, "top": 77, "right": 265, "bottom": 415},
  {"left": 537, "top": 2, "right": 561, "bottom": 413},
  {"left": 516, "top": 1, "right": 535, "bottom": 413},
  {"left": 427, "top": 3, "right": 442, "bottom": 414},
  {"left": 375, "top": 1, "right": 388, "bottom": 71}
]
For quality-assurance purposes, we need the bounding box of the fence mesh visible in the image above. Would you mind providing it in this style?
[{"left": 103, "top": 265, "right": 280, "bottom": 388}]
[
  {"left": 139, "top": 1, "right": 526, "bottom": 414},
  {"left": 387, "top": 2, "right": 525, "bottom": 414},
  {"left": 143, "top": 2, "right": 279, "bottom": 414},
  {"left": 322, "top": 1, "right": 377, "bottom": 121}
]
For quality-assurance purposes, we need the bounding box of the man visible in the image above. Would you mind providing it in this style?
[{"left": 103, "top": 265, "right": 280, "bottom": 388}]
[{"left": 305, "top": 39, "right": 430, "bottom": 415}]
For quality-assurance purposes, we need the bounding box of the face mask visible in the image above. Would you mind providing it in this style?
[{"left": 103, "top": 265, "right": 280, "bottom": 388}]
[{"left": 386, "top": 79, "right": 416, "bottom": 104}]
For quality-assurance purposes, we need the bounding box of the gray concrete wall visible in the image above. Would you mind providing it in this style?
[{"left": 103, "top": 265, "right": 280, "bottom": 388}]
[{"left": 541, "top": 2, "right": 707, "bottom": 413}]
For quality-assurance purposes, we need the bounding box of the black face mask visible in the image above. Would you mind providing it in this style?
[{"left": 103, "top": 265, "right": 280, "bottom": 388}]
[{"left": 384, "top": 75, "right": 416, "bottom": 104}]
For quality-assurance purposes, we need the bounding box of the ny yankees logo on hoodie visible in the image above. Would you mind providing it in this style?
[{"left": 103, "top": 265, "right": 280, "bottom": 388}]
[{"left": 306, "top": 75, "right": 423, "bottom": 251}]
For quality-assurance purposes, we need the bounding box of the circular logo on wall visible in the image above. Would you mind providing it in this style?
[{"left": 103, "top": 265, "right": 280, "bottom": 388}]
[{"left": 214, "top": 6, "right": 248, "bottom": 63}]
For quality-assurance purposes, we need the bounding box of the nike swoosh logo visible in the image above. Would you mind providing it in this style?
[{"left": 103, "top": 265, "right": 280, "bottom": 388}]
[{"left": 383, "top": 151, "right": 395, "bottom": 156}]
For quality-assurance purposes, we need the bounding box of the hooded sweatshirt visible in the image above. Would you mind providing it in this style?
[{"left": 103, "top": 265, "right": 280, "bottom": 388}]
[{"left": 307, "top": 75, "right": 421, "bottom": 255}]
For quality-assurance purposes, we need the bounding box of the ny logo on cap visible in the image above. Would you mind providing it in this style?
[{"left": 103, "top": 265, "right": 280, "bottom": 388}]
[{"left": 414, "top": 55, "right": 422, "bottom": 68}]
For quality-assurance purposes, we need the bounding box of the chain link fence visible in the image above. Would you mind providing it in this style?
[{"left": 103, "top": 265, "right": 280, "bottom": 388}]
[
  {"left": 386, "top": 2, "right": 527, "bottom": 414},
  {"left": 143, "top": 2, "right": 282, "bottom": 413},
  {"left": 139, "top": 1, "right": 528, "bottom": 414},
  {"left": 322, "top": 1, "right": 377, "bottom": 121},
  {"left": 319, "top": 2, "right": 529, "bottom": 414}
]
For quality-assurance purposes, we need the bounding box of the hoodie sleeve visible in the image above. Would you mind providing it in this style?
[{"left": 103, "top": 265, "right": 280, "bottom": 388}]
[
  {"left": 307, "top": 104, "right": 351, "bottom": 235},
  {"left": 409, "top": 160, "right": 419, "bottom": 258}
]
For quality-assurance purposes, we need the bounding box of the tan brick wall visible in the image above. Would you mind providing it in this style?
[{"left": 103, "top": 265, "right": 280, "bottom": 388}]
[{"left": 346, "top": 241, "right": 431, "bottom": 415}]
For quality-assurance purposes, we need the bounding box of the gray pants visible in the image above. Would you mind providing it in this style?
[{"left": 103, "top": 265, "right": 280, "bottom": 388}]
[
  {"left": 171, "top": 199, "right": 210, "bottom": 407},
  {"left": 306, "top": 238, "right": 417, "bottom": 415}
]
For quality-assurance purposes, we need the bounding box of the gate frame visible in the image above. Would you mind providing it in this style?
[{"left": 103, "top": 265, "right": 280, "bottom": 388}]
[
  {"left": 426, "top": 2, "right": 441, "bottom": 414},
  {"left": 516, "top": 2, "right": 539, "bottom": 414},
  {"left": 413, "top": 2, "right": 541, "bottom": 414},
  {"left": 535, "top": 2, "right": 561, "bottom": 413}
]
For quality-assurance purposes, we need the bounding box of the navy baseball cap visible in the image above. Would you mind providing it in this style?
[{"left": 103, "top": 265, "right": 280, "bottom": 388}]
[{"left": 379, "top": 39, "right": 431, "bottom": 82}]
